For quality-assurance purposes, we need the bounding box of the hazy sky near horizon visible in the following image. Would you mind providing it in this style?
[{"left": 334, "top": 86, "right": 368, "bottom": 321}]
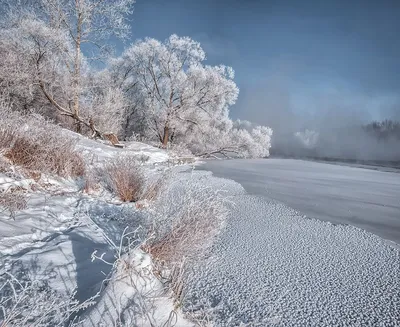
[{"left": 126, "top": 0, "right": 400, "bottom": 127}]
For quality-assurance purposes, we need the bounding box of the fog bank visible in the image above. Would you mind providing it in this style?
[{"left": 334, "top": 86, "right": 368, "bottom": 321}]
[{"left": 235, "top": 81, "right": 400, "bottom": 162}]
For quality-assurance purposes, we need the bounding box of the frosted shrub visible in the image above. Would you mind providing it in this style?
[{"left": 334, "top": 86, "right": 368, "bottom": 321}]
[
  {"left": 99, "top": 156, "right": 171, "bottom": 203},
  {"left": 140, "top": 172, "right": 170, "bottom": 203},
  {"left": 188, "top": 118, "right": 273, "bottom": 158},
  {"left": 0, "top": 104, "right": 85, "bottom": 178},
  {"left": 145, "top": 174, "right": 229, "bottom": 265},
  {"left": 100, "top": 155, "right": 145, "bottom": 202},
  {"left": 0, "top": 191, "right": 27, "bottom": 220},
  {"left": 0, "top": 157, "right": 11, "bottom": 174},
  {"left": 0, "top": 272, "right": 95, "bottom": 327}
]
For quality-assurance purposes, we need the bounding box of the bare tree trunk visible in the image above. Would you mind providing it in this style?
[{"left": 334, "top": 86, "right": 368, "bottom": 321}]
[
  {"left": 170, "top": 127, "right": 176, "bottom": 142},
  {"left": 73, "top": 4, "right": 82, "bottom": 133},
  {"left": 123, "top": 115, "right": 130, "bottom": 141},
  {"left": 123, "top": 109, "right": 136, "bottom": 141},
  {"left": 162, "top": 125, "right": 169, "bottom": 147}
]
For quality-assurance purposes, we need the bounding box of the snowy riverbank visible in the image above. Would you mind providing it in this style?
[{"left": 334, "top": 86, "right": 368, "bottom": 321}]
[{"left": 0, "top": 135, "right": 197, "bottom": 326}]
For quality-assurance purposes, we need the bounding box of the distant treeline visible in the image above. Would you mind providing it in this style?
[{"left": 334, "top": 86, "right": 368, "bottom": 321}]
[
  {"left": 363, "top": 120, "right": 400, "bottom": 141},
  {"left": 271, "top": 119, "right": 400, "bottom": 162}
]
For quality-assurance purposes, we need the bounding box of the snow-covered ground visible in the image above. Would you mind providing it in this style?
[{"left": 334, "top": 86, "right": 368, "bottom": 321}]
[
  {"left": 0, "top": 136, "right": 194, "bottom": 326},
  {"left": 74, "top": 133, "right": 170, "bottom": 165},
  {"left": 183, "top": 168, "right": 400, "bottom": 326}
]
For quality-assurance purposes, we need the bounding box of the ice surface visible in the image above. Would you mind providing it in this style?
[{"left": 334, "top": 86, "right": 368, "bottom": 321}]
[{"left": 201, "top": 158, "right": 400, "bottom": 244}]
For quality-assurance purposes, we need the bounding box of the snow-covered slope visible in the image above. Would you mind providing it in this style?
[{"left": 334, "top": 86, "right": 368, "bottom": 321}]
[
  {"left": 0, "top": 135, "right": 193, "bottom": 326},
  {"left": 65, "top": 129, "right": 170, "bottom": 164}
]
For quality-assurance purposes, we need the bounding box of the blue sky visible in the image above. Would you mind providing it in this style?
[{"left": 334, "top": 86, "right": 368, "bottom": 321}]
[{"left": 123, "top": 0, "right": 400, "bottom": 126}]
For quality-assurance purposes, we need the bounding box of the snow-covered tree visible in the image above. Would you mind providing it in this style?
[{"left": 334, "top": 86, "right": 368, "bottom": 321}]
[
  {"left": 294, "top": 129, "right": 319, "bottom": 149},
  {"left": 188, "top": 117, "right": 273, "bottom": 158},
  {"left": 0, "top": 15, "right": 74, "bottom": 120},
  {"left": 100, "top": 56, "right": 146, "bottom": 139},
  {"left": 104, "top": 34, "right": 273, "bottom": 157},
  {"left": 84, "top": 80, "right": 128, "bottom": 136},
  {"left": 1, "top": 0, "right": 135, "bottom": 135},
  {"left": 113, "top": 35, "right": 239, "bottom": 146}
]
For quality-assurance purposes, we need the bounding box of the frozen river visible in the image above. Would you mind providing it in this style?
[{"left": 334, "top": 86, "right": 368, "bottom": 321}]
[
  {"left": 200, "top": 158, "right": 400, "bottom": 245},
  {"left": 184, "top": 166, "right": 400, "bottom": 326}
]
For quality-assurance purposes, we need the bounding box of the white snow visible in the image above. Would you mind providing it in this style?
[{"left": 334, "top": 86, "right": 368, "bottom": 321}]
[
  {"left": 0, "top": 191, "right": 78, "bottom": 256},
  {"left": 72, "top": 131, "right": 170, "bottom": 164},
  {"left": 0, "top": 177, "right": 35, "bottom": 192},
  {"left": 82, "top": 249, "right": 190, "bottom": 327}
]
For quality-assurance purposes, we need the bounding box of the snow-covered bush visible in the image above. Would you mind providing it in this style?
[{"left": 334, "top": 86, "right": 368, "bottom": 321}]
[
  {"left": 144, "top": 174, "right": 229, "bottom": 265},
  {"left": 186, "top": 117, "right": 273, "bottom": 158},
  {"left": 0, "top": 102, "right": 85, "bottom": 178},
  {"left": 140, "top": 172, "right": 171, "bottom": 204},
  {"left": 0, "top": 157, "right": 11, "bottom": 174},
  {"left": 100, "top": 156, "right": 146, "bottom": 202},
  {"left": 0, "top": 190, "right": 27, "bottom": 220},
  {"left": 135, "top": 171, "right": 231, "bottom": 308},
  {"left": 99, "top": 156, "right": 171, "bottom": 203}
]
